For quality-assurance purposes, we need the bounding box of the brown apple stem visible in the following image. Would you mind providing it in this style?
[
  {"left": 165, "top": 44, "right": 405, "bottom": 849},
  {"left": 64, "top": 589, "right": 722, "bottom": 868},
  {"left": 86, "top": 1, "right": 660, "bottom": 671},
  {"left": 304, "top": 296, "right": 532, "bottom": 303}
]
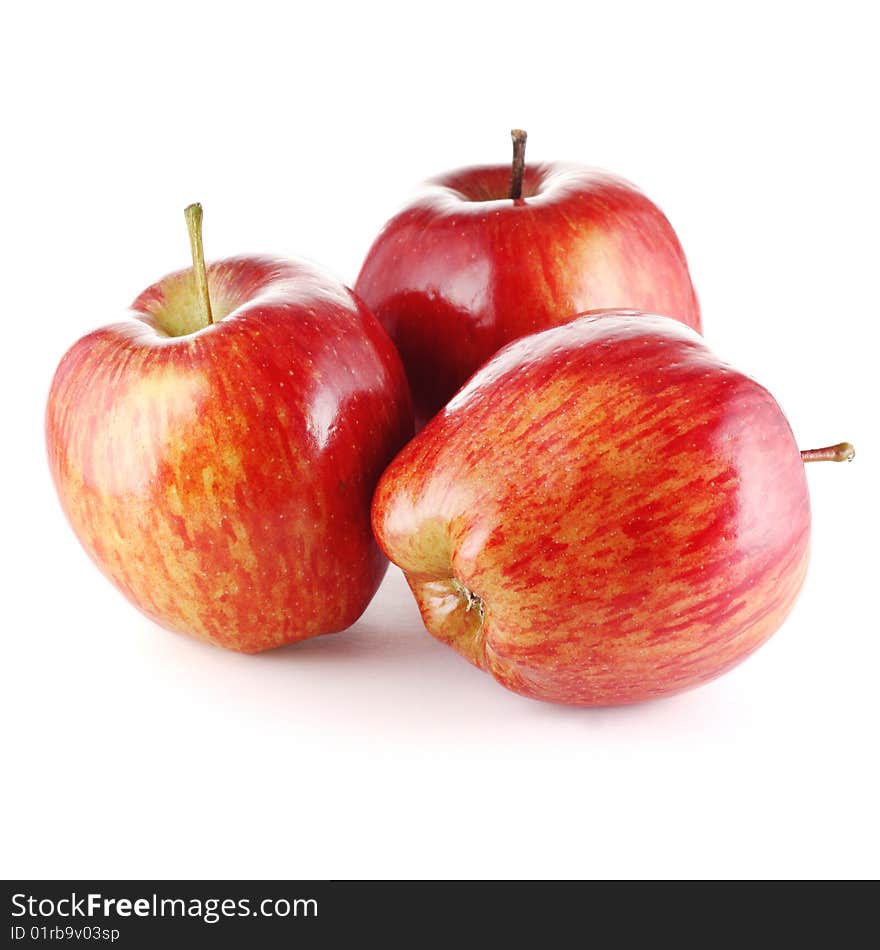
[
  {"left": 800, "top": 442, "right": 855, "bottom": 463},
  {"left": 509, "top": 129, "right": 528, "bottom": 200},
  {"left": 184, "top": 203, "right": 214, "bottom": 327}
]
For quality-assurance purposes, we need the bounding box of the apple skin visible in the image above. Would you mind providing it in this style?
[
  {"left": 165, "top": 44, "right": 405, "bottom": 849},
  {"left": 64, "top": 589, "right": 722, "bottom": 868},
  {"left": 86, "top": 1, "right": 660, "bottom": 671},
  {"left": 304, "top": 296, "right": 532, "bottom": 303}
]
[
  {"left": 356, "top": 162, "right": 701, "bottom": 427},
  {"left": 47, "top": 256, "right": 413, "bottom": 652},
  {"left": 372, "top": 311, "right": 810, "bottom": 706}
]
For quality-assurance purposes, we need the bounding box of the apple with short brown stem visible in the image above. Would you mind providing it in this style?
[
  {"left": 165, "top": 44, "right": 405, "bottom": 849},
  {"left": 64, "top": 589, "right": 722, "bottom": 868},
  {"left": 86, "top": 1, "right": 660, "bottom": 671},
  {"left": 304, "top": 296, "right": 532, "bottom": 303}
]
[
  {"left": 372, "top": 310, "right": 853, "bottom": 705},
  {"left": 356, "top": 130, "right": 701, "bottom": 427},
  {"left": 47, "top": 204, "right": 413, "bottom": 652}
]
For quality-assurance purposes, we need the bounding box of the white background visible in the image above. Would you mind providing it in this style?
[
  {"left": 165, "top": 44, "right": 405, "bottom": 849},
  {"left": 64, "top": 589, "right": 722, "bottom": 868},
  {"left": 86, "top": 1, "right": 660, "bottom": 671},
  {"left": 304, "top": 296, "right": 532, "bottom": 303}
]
[{"left": 2, "top": 0, "right": 877, "bottom": 880}]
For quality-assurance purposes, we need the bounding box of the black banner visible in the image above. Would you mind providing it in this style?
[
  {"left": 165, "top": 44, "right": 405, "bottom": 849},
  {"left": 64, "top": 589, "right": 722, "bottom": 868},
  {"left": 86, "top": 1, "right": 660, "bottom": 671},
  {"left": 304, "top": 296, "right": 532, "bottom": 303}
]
[{"left": 2, "top": 880, "right": 872, "bottom": 946}]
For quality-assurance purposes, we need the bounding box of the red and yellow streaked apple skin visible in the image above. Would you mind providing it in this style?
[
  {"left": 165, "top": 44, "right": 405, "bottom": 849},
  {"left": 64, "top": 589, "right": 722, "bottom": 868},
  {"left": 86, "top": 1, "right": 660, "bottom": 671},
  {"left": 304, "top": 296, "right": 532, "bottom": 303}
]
[
  {"left": 47, "top": 256, "right": 413, "bottom": 652},
  {"left": 372, "top": 311, "right": 810, "bottom": 706},
  {"left": 356, "top": 163, "right": 701, "bottom": 427}
]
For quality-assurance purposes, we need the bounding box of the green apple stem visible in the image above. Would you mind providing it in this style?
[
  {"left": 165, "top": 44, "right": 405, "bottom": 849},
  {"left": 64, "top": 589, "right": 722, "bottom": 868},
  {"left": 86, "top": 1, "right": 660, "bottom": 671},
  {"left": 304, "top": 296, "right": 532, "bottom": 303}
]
[
  {"left": 800, "top": 442, "right": 855, "bottom": 463},
  {"left": 509, "top": 129, "right": 528, "bottom": 200},
  {"left": 184, "top": 203, "right": 214, "bottom": 328}
]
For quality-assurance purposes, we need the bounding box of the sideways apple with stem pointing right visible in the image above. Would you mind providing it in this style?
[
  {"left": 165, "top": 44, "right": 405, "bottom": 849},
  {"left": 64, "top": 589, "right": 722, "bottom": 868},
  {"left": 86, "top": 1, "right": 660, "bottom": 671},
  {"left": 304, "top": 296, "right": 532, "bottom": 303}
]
[{"left": 372, "top": 310, "right": 854, "bottom": 706}]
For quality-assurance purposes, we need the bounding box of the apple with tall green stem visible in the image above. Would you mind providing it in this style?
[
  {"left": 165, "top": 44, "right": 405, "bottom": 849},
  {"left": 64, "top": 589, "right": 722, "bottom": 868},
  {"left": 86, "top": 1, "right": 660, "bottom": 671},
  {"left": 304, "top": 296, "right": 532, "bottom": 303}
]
[
  {"left": 47, "top": 204, "right": 413, "bottom": 651},
  {"left": 357, "top": 130, "right": 702, "bottom": 427},
  {"left": 372, "top": 310, "right": 853, "bottom": 705}
]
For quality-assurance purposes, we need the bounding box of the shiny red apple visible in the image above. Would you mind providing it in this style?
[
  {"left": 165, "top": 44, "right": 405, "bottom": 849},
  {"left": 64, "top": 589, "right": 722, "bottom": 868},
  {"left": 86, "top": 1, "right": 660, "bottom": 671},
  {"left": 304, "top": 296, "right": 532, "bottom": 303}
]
[
  {"left": 47, "top": 205, "right": 413, "bottom": 652},
  {"left": 356, "top": 130, "right": 701, "bottom": 426},
  {"left": 372, "top": 310, "right": 853, "bottom": 705}
]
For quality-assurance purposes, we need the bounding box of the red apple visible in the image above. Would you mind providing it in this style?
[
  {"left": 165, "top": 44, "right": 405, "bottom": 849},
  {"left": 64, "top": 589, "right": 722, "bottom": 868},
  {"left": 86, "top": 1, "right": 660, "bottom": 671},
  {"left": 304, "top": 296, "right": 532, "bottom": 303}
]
[
  {"left": 47, "top": 205, "right": 413, "bottom": 652},
  {"left": 356, "top": 130, "right": 701, "bottom": 426},
  {"left": 372, "top": 310, "right": 853, "bottom": 706}
]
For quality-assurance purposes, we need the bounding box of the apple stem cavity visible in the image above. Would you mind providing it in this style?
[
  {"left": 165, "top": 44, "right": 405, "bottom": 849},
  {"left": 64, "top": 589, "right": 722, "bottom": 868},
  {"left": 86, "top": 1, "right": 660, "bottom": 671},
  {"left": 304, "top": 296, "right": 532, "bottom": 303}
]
[
  {"left": 800, "top": 442, "right": 856, "bottom": 463},
  {"left": 509, "top": 129, "right": 528, "bottom": 201},
  {"left": 184, "top": 203, "right": 214, "bottom": 328}
]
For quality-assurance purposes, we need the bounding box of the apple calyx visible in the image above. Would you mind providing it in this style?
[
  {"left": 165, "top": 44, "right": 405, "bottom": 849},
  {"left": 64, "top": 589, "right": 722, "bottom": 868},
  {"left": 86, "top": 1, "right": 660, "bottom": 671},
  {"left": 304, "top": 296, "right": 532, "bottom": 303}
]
[
  {"left": 800, "top": 442, "right": 856, "bottom": 463},
  {"left": 184, "top": 202, "right": 214, "bottom": 329},
  {"left": 509, "top": 129, "right": 528, "bottom": 200},
  {"left": 452, "top": 578, "right": 484, "bottom": 623}
]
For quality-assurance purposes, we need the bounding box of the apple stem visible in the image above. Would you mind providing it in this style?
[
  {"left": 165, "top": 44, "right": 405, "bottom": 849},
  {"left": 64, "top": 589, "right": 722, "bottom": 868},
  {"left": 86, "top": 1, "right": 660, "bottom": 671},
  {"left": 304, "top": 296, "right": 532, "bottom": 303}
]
[
  {"left": 800, "top": 442, "right": 855, "bottom": 463},
  {"left": 509, "top": 129, "right": 528, "bottom": 200},
  {"left": 184, "top": 203, "right": 214, "bottom": 327}
]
